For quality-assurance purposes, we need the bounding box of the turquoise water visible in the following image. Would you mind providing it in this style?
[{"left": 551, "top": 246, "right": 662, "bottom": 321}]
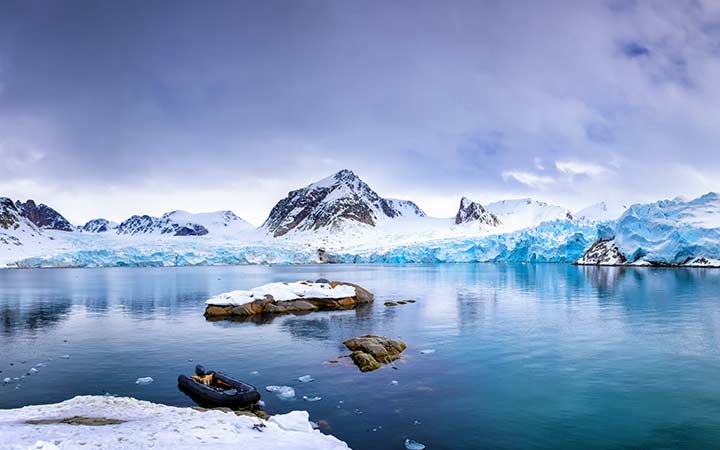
[{"left": 1, "top": 264, "right": 720, "bottom": 449}]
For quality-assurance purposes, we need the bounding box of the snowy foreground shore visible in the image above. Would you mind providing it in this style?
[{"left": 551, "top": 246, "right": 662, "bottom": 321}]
[{"left": 0, "top": 396, "right": 350, "bottom": 450}]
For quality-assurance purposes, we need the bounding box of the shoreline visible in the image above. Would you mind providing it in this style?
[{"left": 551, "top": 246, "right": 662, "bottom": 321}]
[{"left": 0, "top": 395, "right": 351, "bottom": 450}]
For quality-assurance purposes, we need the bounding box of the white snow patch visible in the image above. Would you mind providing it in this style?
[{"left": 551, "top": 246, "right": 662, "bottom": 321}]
[
  {"left": 0, "top": 395, "right": 350, "bottom": 450},
  {"left": 207, "top": 281, "right": 356, "bottom": 306}
]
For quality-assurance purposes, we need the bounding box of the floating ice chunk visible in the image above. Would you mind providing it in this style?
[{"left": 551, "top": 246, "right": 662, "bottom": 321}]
[
  {"left": 419, "top": 349, "right": 435, "bottom": 354},
  {"left": 35, "top": 363, "right": 46, "bottom": 368},
  {"left": 265, "top": 385, "right": 296, "bottom": 400},
  {"left": 29, "top": 368, "right": 38, "bottom": 374},
  {"left": 391, "top": 380, "right": 399, "bottom": 385},
  {"left": 303, "top": 396, "right": 322, "bottom": 402},
  {"left": 298, "top": 375, "right": 314, "bottom": 383},
  {"left": 269, "top": 410, "right": 313, "bottom": 432},
  {"left": 250, "top": 370, "right": 259, "bottom": 375},
  {"left": 310, "top": 421, "right": 320, "bottom": 430},
  {"left": 257, "top": 400, "right": 266, "bottom": 408},
  {"left": 135, "top": 377, "right": 154, "bottom": 385},
  {"left": 404, "top": 438, "right": 426, "bottom": 450},
  {"left": 60, "top": 355, "right": 70, "bottom": 359},
  {"left": 2, "top": 377, "right": 10, "bottom": 383}
]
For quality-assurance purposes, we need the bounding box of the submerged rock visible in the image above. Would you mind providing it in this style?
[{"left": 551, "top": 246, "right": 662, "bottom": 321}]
[{"left": 343, "top": 335, "right": 407, "bottom": 372}]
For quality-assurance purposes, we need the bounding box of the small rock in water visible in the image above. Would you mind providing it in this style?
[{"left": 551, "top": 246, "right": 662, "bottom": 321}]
[
  {"left": 419, "top": 349, "right": 435, "bottom": 355},
  {"left": 298, "top": 375, "right": 314, "bottom": 383},
  {"left": 60, "top": 355, "right": 70, "bottom": 359},
  {"left": 302, "top": 395, "right": 322, "bottom": 402},
  {"left": 405, "top": 438, "right": 426, "bottom": 450},
  {"left": 265, "top": 385, "right": 295, "bottom": 400},
  {"left": 135, "top": 377, "right": 154, "bottom": 385},
  {"left": 2, "top": 377, "right": 10, "bottom": 383}
]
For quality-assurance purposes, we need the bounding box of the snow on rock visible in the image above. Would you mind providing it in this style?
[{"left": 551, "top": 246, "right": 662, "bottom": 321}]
[
  {"left": 269, "top": 410, "right": 314, "bottom": 432},
  {"left": 116, "top": 214, "right": 209, "bottom": 236},
  {"left": 207, "top": 281, "right": 356, "bottom": 306},
  {"left": 80, "top": 218, "right": 118, "bottom": 233},
  {"left": 485, "top": 198, "right": 573, "bottom": 231},
  {"left": 0, "top": 395, "right": 350, "bottom": 450},
  {"left": 579, "top": 193, "right": 720, "bottom": 266},
  {"left": 163, "top": 210, "right": 254, "bottom": 235},
  {"left": 575, "top": 239, "right": 626, "bottom": 265},
  {"left": 261, "top": 169, "right": 425, "bottom": 237},
  {"left": 454, "top": 197, "right": 501, "bottom": 227}
]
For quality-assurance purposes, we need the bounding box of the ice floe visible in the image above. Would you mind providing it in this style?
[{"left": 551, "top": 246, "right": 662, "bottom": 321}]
[
  {"left": 135, "top": 377, "right": 154, "bottom": 385},
  {"left": 266, "top": 385, "right": 296, "bottom": 400}
]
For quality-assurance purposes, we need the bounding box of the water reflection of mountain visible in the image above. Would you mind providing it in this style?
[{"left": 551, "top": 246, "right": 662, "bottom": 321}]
[{"left": 0, "top": 300, "right": 72, "bottom": 335}]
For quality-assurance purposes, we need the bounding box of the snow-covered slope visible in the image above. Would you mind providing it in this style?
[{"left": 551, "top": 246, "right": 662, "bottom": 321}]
[
  {"left": 0, "top": 395, "right": 350, "bottom": 450},
  {"left": 165, "top": 210, "right": 254, "bottom": 234},
  {"left": 261, "top": 169, "right": 425, "bottom": 237},
  {"left": 575, "top": 202, "right": 626, "bottom": 222},
  {"left": 577, "top": 193, "right": 720, "bottom": 266},
  {"left": 0, "top": 198, "right": 59, "bottom": 266},
  {"left": 116, "top": 214, "right": 209, "bottom": 236},
  {"left": 485, "top": 198, "right": 573, "bottom": 231}
]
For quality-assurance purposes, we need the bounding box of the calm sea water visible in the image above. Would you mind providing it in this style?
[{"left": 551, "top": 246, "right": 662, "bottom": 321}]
[{"left": 1, "top": 264, "right": 720, "bottom": 450}]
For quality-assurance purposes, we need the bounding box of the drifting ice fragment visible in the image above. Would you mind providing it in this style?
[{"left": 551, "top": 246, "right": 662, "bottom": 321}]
[
  {"left": 419, "top": 349, "right": 435, "bottom": 354},
  {"left": 265, "top": 385, "right": 295, "bottom": 400},
  {"left": 257, "top": 400, "right": 266, "bottom": 408},
  {"left": 298, "top": 375, "right": 315, "bottom": 383},
  {"left": 303, "top": 395, "right": 322, "bottom": 402},
  {"left": 405, "top": 438, "right": 426, "bottom": 450},
  {"left": 60, "top": 355, "right": 70, "bottom": 359},
  {"left": 2, "top": 377, "right": 10, "bottom": 383},
  {"left": 250, "top": 371, "right": 259, "bottom": 375},
  {"left": 135, "top": 377, "right": 154, "bottom": 385},
  {"left": 29, "top": 368, "right": 38, "bottom": 374},
  {"left": 391, "top": 380, "right": 399, "bottom": 385}
]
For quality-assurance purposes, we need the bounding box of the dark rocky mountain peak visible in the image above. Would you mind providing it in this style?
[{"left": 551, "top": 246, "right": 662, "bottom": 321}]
[
  {"left": 14, "top": 199, "right": 74, "bottom": 231},
  {"left": 455, "top": 197, "right": 501, "bottom": 226},
  {"left": 261, "top": 169, "right": 426, "bottom": 237}
]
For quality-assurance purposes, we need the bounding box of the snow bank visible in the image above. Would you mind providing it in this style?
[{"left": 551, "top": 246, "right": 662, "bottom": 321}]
[
  {"left": 0, "top": 395, "right": 350, "bottom": 450},
  {"left": 207, "top": 281, "right": 356, "bottom": 306}
]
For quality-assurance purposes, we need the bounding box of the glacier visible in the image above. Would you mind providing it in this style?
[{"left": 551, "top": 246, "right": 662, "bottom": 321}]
[
  {"left": 577, "top": 192, "right": 720, "bottom": 266},
  {"left": 326, "top": 220, "right": 600, "bottom": 264}
]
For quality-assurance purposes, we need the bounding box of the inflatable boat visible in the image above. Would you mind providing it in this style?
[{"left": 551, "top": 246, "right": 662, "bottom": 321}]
[{"left": 178, "top": 365, "right": 261, "bottom": 408}]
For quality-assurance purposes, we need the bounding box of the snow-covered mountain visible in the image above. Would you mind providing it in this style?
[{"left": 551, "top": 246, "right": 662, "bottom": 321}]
[
  {"left": 0, "top": 198, "right": 56, "bottom": 266},
  {"left": 577, "top": 192, "right": 720, "bottom": 266},
  {"left": 261, "top": 169, "right": 426, "bottom": 237},
  {"left": 485, "top": 198, "right": 573, "bottom": 231},
  {"left": 575, "top": 202, "right": 626, "bottom": 222},
  {"left": 116, "top": 214, "right": 209, "bottom": 236},
  {"left": 455, "top": 197, "right": 501, "bottom": 227},
  {"left": 14, "top": 199, "right": 74, "bottom": 231},
  {"left": 81, "top": 218, "right": 118, "bottom": 233},
  {"left": 164, "top": 210, "right": 253, "bottom": 234}
]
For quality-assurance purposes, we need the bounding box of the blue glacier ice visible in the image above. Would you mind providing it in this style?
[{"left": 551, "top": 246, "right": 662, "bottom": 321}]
[
  {"left": 14, "top": 243, "right": 319, "bottom": 268},
  {"left": 328, "top": 220, "right": 600, "bottom": 263},
  {"left": 610, "top": 192, "right": 720, "bottom": 265}
]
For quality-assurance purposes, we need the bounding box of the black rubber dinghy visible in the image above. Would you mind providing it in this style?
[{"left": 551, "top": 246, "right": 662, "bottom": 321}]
[{"left": 178, "top": 365, "right": 261, "bottom": 409}]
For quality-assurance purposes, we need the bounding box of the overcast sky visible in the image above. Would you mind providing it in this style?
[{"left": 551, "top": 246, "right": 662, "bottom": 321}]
[{"left": 1, "top": 0, "right": 720, "bottom": 225}]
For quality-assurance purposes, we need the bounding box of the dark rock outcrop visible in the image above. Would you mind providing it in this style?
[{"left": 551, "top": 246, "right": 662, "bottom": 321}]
[
  {"left": 455, "top": 197, "right": 501, "bottom": 226},
  {"left": 343, "top": 335, "right": 407, "bottom": 372},
  {"left": 15, "top": 199, "right": 74, "bottom": 231},
  {"left": 261, "top": 169, "right": 425, "bottom": 237}
]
